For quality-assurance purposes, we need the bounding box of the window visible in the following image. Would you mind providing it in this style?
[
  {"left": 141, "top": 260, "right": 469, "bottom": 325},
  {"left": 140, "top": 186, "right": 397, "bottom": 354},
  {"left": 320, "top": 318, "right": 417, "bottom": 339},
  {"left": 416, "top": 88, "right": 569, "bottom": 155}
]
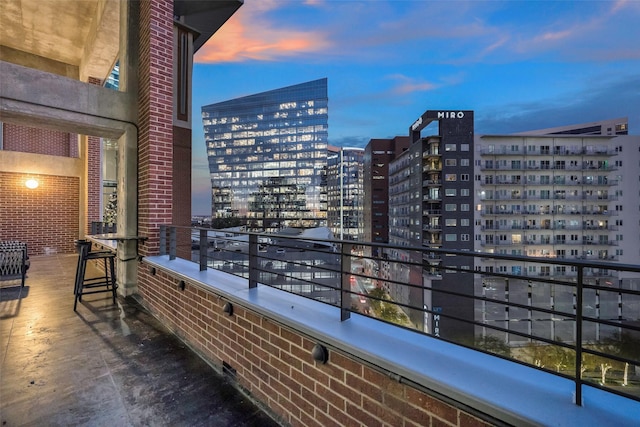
[
  {"left": 445, "top": 234, "right": 458, "bottom": 241},
  {"left": 461, "top": 144, "right": 470, "bottom": 151},
  {"left": 461, "top": 204, "right": 470, "bottom": 211},
  {"left": 445, "top": 174, "right": 457, "bottom": 181},
  {"left": 445, "top": 218, "right": 457, "bottom": 226},
  {"left": 445, "top": 204, "right": 457, "bottom": 211},
  {"left": 445, "top": 159, "right": 457, "bottom": 166},
  {"left": 461, "top": 174, "right": 470, "bottom": 181},
  {"left": 445, "top": 144, "right": 457, "bottom": 151},
  {"left": 461, "top": 189, "right": 470, "bottom": 196},
  {"left": 461, "top": 219, "right": 470, "bottom": 226},
  {"left": 461, "top": 234, "right": 470, "bottom": 241},
  {"left": 445, "top": 189, "right": 457, "bottom": 196},
  {"left": 461, "top": 159, "right": 470, "bottom": 166}
]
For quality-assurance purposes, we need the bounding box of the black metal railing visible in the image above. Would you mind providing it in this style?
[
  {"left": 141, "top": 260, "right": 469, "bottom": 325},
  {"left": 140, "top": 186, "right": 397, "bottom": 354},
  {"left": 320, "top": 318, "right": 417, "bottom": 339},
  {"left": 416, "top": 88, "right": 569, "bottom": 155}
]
[{"left": 158, "top": 225, "right": 640, "bottom": 406}]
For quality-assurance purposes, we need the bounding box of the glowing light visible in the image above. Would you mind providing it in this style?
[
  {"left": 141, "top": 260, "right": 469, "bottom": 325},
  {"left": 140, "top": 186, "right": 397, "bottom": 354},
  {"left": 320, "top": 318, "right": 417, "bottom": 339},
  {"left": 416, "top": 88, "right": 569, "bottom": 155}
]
[{"left": 25, "top": 178, "right": 39, "bottom": 189}]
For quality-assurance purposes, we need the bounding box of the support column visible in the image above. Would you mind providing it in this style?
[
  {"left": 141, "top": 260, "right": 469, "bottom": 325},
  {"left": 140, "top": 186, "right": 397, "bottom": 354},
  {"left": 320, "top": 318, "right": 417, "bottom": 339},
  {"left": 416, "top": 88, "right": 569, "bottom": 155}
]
[
  {"left": 114, "top": 0, "right": 140, "bottom": 295},
  {"left": 116, "top": 125, "right": 138, "bottom": 295}
]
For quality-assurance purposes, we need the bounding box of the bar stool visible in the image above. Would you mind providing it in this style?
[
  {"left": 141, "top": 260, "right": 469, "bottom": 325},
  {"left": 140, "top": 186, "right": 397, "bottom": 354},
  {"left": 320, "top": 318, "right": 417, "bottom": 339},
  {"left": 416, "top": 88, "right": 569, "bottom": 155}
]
[{"left": 74, "top": 240, "right": 117, "bottom": 311}]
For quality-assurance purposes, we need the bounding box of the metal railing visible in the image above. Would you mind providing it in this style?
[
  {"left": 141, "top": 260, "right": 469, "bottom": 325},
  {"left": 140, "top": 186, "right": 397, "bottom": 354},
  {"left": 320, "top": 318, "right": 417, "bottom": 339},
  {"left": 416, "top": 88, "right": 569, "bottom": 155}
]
[{"left": 158, "top": 225, "right": 640, "bottom": 406}]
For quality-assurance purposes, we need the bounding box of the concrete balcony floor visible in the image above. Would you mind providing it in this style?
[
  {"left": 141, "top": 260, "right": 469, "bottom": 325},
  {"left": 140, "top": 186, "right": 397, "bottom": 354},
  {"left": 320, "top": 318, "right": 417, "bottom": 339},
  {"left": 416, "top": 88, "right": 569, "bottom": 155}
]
[{"left": 0, "top": 254, "right": 279, "bottom": 427}]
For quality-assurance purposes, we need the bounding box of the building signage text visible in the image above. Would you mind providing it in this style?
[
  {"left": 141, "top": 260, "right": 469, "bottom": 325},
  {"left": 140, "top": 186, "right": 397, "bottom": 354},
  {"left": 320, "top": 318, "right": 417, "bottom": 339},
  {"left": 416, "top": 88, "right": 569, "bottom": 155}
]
[{"left": 437, "top": 111, "right": 465, "bottom": 119}]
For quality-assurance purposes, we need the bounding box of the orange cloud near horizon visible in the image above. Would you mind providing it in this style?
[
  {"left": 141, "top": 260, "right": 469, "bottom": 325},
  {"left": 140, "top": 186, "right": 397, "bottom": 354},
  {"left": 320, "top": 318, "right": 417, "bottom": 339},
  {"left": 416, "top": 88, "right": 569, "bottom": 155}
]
[{"left": 195, "top": 11, "right": 330, "bottom": 63}]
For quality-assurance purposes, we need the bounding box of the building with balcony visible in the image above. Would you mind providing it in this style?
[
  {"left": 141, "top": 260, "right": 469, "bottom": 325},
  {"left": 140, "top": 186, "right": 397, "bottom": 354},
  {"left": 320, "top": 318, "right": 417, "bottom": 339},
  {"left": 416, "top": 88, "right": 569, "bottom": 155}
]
[
  {"left": 201, "top": 79, "right": 329, "bottom": 233},
  {"left": 327, "top": 146, "right": 364, "bottom": 242},
  {"left": 386, "top": 110, "right": 475, "bottom": 340},
  {"left": 363, "top": 136, "right": 410, "bottom": 252},
  {"left": 474, "top": 119, "right": 640, "bottom": 343}
]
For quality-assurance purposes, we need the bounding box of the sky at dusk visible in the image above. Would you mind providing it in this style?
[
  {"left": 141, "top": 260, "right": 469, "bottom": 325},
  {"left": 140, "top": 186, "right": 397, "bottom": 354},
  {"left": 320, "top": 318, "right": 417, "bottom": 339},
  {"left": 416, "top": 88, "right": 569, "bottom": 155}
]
[{"left": 190, "top": 0, "right": 640, "bottom": 215}]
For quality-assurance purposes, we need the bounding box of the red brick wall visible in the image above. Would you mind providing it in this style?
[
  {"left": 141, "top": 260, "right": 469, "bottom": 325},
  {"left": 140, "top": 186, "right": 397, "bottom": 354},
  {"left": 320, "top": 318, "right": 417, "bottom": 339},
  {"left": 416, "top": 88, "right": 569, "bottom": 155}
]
[
  {"left": 138, "top": 269, "right": 492, "bottom": 427},
  {"left": 0, "top": 172, "right": 79, "bottom": 255},
  {"left": 87, "top": 77, "right": 104, "bottom": 231},
  {"left": 3, "top": 123, "right": 77, "bottom": 158},
  {"left": 137, "top": 0, "right": 174, "bottom": 256}
]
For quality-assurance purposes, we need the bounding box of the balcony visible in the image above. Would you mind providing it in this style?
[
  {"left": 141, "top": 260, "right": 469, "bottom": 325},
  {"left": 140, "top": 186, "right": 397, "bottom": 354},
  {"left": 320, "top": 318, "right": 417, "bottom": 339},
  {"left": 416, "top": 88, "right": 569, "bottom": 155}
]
[
  {"left": 4, "top": 229, "right": 639, "bottom": 426},
  {"left": 1, "top": 254, "right": 278, "bottom": 426}
]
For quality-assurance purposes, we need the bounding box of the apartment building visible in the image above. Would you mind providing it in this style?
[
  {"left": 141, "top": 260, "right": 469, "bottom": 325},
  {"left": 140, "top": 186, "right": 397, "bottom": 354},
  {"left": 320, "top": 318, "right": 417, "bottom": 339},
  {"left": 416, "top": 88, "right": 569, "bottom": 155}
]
[
  {"left": 363, "top": 137, "right": 410, "bottom": 252},
  {"left": 474, "top": 119, "right": 640, "bottom": 343},
  {"left": 386, "top": 110, "right": 475, "bottom": 340}
]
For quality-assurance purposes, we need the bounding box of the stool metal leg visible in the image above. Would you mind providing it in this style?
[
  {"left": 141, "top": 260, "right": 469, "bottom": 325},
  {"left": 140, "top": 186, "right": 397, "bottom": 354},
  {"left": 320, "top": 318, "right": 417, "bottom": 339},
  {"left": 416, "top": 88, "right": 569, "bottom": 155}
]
[{"left": 73, "top": 240, "right": 117, "bottom": 311}]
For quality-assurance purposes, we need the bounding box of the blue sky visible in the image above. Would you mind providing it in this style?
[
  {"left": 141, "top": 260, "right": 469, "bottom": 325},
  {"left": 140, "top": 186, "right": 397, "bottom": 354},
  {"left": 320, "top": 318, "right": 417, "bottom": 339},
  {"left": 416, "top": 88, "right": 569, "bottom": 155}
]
[{"left": 190, "top": 0, "right": 640, "bottom": 215}]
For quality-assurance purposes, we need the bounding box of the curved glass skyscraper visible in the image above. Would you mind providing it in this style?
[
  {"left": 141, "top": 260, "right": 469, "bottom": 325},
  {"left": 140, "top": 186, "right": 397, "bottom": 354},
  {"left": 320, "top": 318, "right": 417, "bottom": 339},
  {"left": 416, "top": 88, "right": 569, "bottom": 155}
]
[{"left": 202, "top": 78, "right": 328, "bottom": 232}]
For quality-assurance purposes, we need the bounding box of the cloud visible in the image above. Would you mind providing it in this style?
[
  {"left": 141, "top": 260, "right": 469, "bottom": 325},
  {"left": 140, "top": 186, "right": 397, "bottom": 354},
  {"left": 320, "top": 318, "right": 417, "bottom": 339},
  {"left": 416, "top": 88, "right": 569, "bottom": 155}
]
[
  {"left": 386, "top": 74, "right": 438, "bottom": 95},
  {"left": 195, "top": 1, "right": 331, "bottom": 63}
]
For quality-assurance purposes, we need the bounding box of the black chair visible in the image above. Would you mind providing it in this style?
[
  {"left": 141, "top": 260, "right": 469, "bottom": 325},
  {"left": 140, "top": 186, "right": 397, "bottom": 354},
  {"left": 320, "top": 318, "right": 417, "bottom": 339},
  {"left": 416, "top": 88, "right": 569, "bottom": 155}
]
[{"left": 73, "top": 240, "right": 117, "bottom": 311}]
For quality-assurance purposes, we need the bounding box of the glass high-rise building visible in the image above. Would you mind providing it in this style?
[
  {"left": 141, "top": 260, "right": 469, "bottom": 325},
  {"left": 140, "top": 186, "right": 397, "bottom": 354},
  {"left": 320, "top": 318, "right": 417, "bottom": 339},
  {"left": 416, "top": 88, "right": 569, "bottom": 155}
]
[
  {"left": 327, "top": 146, "right": 364, "bottom": 241},
  {"left": 202, "top": 78, "right": 329, "bottom": 232}
]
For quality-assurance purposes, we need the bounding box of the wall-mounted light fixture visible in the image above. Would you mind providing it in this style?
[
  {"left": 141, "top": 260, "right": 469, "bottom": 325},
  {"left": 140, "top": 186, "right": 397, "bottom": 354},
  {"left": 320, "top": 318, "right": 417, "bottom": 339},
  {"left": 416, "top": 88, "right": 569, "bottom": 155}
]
[
  {"left": 223, "top": 302, "right": 233, "bottom": 316},
  {"left": 25, "top": 178, "right": 39, "bottom": 189},
  {"left": 311, "top": 343, "right": 329, "bottom": 364}
]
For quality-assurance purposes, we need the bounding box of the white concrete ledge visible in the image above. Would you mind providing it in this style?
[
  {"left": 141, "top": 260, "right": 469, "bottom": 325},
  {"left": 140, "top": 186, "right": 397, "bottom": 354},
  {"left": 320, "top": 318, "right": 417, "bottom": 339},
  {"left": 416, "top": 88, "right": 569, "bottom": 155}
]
[{"left": 143, "top": 255, "right": 640, "bottom": 427}]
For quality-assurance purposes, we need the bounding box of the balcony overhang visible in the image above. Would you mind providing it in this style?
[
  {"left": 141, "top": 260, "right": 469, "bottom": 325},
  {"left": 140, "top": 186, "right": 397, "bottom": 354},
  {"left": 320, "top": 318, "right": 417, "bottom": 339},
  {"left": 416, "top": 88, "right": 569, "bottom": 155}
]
[{"left": 173, "top": 0, "right": 243, "bottom": 52}]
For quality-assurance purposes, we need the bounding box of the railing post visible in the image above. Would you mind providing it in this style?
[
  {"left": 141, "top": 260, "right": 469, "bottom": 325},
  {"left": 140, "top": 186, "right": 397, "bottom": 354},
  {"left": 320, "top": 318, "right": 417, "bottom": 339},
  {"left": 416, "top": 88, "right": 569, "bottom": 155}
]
[
  {"left": 169, "top": 226, "right": 176, "bottom": 260},
  {"left": 575, "top": 265, "right": 584, "bottom": 406},
  {"left": 341, "top": 242, "right": 353, "bottom": 321},
  {"left": 249, "top": 234, "right": 258, "bottom": 289},
  {"left": 199, "top": 229, "right": 207, "bottom": 271},
  {"left": 159, "top": 224, "right": 167, "bottom": 255}
]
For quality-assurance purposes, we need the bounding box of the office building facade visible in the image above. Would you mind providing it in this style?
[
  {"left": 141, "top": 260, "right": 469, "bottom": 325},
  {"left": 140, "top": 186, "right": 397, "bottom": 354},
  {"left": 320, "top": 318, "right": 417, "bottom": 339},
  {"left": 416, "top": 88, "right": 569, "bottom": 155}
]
[
  {"left": 327, "top": 146, "right": 364, "bottom": 242},
  {"left": 202, "top": 79, "right": 329, "bottom": 232}
]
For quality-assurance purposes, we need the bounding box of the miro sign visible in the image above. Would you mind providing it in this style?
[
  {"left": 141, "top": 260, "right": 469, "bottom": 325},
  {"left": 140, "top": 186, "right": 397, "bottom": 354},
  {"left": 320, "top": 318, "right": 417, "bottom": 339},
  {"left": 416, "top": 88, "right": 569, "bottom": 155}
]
[{"left": 409, "top": 110, "right": 473, "bottom": 140}]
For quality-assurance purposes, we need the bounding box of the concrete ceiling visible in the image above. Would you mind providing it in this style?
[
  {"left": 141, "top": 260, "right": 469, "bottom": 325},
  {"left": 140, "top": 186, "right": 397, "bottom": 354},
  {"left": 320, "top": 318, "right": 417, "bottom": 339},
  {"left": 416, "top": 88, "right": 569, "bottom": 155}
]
[
  {"left": 0, "top": 0, "right": 120, "bottom": 81},
  {"left": 0, "top": 0, "right": 243, "bottom": 81}
]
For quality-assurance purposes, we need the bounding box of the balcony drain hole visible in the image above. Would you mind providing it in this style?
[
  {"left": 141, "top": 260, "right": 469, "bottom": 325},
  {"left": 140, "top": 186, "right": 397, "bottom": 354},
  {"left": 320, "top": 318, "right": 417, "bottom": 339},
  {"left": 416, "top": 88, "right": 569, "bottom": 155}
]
[{"left": 222, "top": 361, "right": 237, "bottom": 380}]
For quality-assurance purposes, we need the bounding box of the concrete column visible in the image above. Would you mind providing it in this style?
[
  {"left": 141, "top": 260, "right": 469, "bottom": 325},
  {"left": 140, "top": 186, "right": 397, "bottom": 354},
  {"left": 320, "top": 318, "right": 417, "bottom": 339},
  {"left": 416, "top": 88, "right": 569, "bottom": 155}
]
[
  {"left": 115, "top": 0, "right": 140, "bottom": 295},
  {"left": 116, "top": 125, "right": 138, "bottom": 295}
]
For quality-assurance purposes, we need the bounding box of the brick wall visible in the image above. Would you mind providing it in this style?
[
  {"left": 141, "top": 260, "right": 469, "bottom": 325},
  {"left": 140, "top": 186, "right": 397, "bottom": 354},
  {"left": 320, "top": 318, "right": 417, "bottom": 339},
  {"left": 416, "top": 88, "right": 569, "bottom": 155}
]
[
  {"left": 137, "top": 269, "right": 492, "bottom": 427},
  {"left": 137, "top": 0, "right": 174, "bottom": 256},
  {"left": 3, "top": 123, "right": 77, "bottom": 158},
  {"left": 0, "top": 172, "right": 79, "bottom": 255},
  {"left": 87, "top": 77, "right": 104, "bottom": 230}
]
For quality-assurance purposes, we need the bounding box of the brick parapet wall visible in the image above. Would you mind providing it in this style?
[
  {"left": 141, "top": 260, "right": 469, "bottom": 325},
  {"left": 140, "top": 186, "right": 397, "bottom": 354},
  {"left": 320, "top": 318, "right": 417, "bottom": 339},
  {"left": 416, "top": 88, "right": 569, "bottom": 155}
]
[
  {"left": 137, "top": 269, "right": 491, "bottom": 427},
  {"left": 0, "top": 172, "right": 79, "bottom": 255},
  {"left": 137, "top": 0, "right": 174, "bottom": 256}
]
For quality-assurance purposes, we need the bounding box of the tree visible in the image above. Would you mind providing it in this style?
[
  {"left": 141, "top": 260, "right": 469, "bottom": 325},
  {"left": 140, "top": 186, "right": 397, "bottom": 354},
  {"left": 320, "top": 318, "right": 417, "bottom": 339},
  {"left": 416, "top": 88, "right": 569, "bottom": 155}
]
[
  {"left": 103, "top": 192, "right": 117, "bottom": 225},
  {"left": 601, "top": 331, "right": 640, "bottom": 386},
  {"left": 475, "top": 336, "right": 511, "bottom": 358}
]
